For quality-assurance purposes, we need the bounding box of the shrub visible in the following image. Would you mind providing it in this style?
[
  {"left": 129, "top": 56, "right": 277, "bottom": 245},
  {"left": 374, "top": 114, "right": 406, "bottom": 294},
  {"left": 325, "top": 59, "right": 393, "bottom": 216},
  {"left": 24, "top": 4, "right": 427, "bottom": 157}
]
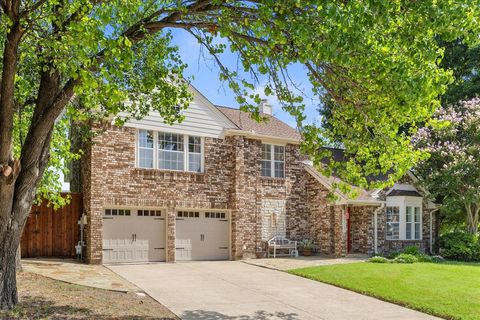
[
  {"left": 417, "top": 254, "right": 434, "bottom": 263},
  {"left": 431, "top": 255, "right": 445, "bottom": 263},
  {"left": 368, "top": 256, "right": 389, "bottom": 263},
  {"left": 385, "top": 250, "right": 401, "bottom": 259},
  {"left": 393, "top": 253, "right": 419, "bottom": 264},
  {"left": 403, "top": 245, "right": 422, "bottom": 256},
  {"left": 435, "top": 231, "right": 480, "bottom": 261}
]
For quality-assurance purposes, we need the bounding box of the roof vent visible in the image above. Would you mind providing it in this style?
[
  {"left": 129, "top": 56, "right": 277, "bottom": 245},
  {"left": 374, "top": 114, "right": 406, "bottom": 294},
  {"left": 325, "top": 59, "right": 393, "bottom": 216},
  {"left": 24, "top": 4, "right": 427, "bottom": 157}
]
[{"left": 260, "top": 99, "right": 272, "bottom": 115}]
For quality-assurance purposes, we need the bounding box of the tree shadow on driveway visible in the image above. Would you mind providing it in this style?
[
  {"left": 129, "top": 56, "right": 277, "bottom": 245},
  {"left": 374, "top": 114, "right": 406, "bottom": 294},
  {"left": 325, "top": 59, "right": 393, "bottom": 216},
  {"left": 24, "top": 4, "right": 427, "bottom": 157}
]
[
  {"left": 1, "top": 295, "right": 175, "bottom": 320},
  {"left": 181, "top": 310, "right": 300, "bottom": 320}
]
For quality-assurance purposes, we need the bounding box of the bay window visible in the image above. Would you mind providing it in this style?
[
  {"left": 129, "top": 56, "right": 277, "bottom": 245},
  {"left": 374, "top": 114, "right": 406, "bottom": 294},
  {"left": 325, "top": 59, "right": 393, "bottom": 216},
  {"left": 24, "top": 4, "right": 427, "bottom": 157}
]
[
  {"left": 386, "top": 206, "right": 400, "bottom": 240},
  {"left": 261, "top": 144, "right": 285, "bottom": 178},
  {"left": 386, "top": 196, "right": 422, "bottom": 240},
  {"left": 137, "top": 129, "right": 203, "bottom": 172}
]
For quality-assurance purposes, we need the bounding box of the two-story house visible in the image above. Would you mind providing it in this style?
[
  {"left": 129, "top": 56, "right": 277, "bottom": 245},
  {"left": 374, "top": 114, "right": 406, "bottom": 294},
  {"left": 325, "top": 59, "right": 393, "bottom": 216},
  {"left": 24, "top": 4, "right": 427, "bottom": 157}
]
[{"left": 76, "top": 85, "right": 438, "bottom": 264}]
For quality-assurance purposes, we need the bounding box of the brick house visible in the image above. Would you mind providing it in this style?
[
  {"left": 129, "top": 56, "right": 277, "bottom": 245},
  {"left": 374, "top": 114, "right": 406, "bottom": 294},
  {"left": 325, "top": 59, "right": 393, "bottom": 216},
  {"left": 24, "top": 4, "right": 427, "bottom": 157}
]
[{"left": 76, "top": 85, "right": 438, "bottom": 264}]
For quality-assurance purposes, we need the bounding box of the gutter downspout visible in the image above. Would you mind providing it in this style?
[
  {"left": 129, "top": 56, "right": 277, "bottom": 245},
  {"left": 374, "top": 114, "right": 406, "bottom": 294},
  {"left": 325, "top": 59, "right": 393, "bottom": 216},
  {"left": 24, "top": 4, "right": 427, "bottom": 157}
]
[
  {"left": 373, "top": 204, "right": 385, "bottom": 255},
  {"left": 430, "top": 208, "right": 440, "bottom": 254}
]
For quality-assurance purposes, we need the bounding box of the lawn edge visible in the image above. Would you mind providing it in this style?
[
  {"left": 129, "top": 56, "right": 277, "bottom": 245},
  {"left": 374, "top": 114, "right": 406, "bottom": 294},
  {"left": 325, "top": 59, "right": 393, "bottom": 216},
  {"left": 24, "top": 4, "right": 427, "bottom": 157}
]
[{"left": 287, "top": 268, "right": 455, "bottom": 320}]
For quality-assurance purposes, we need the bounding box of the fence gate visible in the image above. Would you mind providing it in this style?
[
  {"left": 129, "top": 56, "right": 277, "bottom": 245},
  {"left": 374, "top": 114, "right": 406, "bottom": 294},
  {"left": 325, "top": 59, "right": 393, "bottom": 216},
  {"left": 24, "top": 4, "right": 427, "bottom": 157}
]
[{"left": 21, "top": 193, "right": 83, "bottom": 258}]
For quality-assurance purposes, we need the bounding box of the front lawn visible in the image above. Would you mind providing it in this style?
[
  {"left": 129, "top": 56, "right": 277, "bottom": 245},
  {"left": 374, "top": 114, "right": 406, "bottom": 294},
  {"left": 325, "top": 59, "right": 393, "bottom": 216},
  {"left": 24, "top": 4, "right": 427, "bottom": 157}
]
[{"left": 289, "top": 262, "right": 480, "bottom": 320}]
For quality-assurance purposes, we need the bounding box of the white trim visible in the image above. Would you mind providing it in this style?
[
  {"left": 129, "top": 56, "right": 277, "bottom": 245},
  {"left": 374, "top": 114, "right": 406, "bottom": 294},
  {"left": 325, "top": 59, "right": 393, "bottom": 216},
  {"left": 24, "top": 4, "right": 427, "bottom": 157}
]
[
  {"left": 224, "top": 129, "right": 301, "bottom": 144},
  {"left": 187, "top": 83, "right": 238, "bottom": 129}
]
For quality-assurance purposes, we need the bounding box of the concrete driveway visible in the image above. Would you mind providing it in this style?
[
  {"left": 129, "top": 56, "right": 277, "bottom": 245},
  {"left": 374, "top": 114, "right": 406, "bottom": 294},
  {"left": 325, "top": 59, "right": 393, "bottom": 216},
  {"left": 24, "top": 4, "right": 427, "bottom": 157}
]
[{"left": 109, "top": 261, "right": 438, "bottom": 320}]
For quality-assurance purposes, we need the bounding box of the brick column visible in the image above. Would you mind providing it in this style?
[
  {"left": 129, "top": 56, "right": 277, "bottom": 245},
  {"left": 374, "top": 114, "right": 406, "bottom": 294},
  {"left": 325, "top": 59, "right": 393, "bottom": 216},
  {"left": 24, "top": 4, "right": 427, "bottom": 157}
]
[
  {"left": 166, "top": 207, "right": 176, "bottom": 262},
  {"left": 332, "top": 205, "right": 347, "bottom": 257},
  {"left": 230, "top": 136, "right": 245, "bottom": 260}
]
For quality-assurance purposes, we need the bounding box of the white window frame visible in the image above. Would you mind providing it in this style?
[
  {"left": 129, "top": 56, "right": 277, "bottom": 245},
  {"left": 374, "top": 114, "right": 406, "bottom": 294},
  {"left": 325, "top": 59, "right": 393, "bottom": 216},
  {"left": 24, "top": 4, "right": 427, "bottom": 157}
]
[
  {"left": 136, "top": 129, "right": 204, "bottom": 173},
  {"left": 386, "top": 196, "right": 423, "bottom": 241},
  {"left": 261, "top": 143, "right": 285, "bottom": 178}
]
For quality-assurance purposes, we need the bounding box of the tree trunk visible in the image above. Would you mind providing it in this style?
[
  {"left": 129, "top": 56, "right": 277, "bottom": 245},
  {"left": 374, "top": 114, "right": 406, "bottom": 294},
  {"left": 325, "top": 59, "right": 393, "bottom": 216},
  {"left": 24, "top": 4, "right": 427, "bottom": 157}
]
[
  {"left": 465, "top": 204, "right": 479, "bottom": 235},
  {"left": 16, "top": 245, "right": 22, "bottom": 273},
  {"left": 0, "top": 230, "right": 19, "bottom": 309}
]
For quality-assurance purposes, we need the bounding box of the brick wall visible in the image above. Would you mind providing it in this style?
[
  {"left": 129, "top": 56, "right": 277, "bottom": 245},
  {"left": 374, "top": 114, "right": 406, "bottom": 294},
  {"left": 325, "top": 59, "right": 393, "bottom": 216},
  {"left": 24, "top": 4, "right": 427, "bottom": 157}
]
[{"left": 81, "top": 125, "right": 333, "bottom": 263}]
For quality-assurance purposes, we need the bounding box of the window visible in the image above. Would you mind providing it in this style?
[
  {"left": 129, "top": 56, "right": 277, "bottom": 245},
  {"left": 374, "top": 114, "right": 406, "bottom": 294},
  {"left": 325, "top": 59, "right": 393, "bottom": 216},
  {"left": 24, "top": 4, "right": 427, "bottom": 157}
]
[
  {"left": 137, "top": 130, "right": 203, "bottom": 172},
  {"left": 158, "top": 132, "right": 184, "bottom": 171},
  {"left": 261, "top": 144, "right": 272, "bottom": 177},
  {"left": 414, "top": 207, "right": 421, "bottom": 240},
  {"left": 188, "top": 136, "right": 202, "bottom": 172},
  {"left": 205, "top": 212, "right": 226, "bottom": 219},
  {"left": 138, "top": 130, "right": 154, "bottom": 168},
  {"left": 138, "top": 210, "right": 162, "bottom": 217},
  {"left": 104, "top": 209, "right": 131, "bottom": 216},
  {"left": 177, "top": 211, "right": 200, "bottom": 218},
  {"left": 386, "top": 196, "right": 423, "bottom": 240},
  {"left": 261, "top": 144, "right": 285, "bottom": 178},
  {"left": 386, "top": 206, "right": 400, "bottom": 240}
]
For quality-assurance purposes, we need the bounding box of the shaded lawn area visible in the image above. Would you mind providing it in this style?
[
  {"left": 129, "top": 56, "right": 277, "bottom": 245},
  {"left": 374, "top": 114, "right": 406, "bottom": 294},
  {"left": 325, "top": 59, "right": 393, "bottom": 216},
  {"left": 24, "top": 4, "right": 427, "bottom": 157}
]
[
  {"left": 289, "top": 262, "right": 480, "bottom": 320},
  {"left": 0, "top": 272, "right": 178, "bottom": 320}
]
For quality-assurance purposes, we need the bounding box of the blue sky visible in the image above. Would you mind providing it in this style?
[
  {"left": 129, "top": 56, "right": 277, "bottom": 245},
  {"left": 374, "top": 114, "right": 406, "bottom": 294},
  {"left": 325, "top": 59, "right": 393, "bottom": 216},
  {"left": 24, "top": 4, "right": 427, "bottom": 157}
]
[{"left": 170, "top": 30, "right": 321, "bottom": 129}]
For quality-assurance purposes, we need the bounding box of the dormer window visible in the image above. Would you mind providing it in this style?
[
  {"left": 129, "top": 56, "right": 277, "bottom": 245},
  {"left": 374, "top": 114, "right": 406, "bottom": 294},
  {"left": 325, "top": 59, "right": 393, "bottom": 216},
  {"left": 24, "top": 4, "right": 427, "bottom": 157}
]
[
  {"left": 386, "top": 192, "right": 422, "bottom": 240},
  {"left": 261, "top": 144, "right": 285, "bottom": 178}
]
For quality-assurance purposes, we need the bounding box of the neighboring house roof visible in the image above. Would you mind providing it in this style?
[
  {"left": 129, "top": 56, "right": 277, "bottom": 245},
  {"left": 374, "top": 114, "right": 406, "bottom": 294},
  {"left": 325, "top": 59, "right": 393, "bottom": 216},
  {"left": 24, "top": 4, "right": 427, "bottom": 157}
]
[{"left": 216, "top": 106, "right": 302, "bottom": 142}]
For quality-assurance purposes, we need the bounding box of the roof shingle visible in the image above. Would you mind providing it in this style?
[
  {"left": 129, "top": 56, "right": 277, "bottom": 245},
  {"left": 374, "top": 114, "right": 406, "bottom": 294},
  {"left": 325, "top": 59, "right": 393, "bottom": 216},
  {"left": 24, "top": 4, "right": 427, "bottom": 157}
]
[{"left": 216, "top": 106, "right": 301, "bottom": 141}]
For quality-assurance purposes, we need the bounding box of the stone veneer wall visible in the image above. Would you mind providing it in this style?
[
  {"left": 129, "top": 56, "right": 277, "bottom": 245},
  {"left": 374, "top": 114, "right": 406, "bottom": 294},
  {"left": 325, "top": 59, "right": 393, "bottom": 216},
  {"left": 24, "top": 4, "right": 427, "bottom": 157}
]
[{"left": 81, "top": 124, "right": 328, "bottom": 263}]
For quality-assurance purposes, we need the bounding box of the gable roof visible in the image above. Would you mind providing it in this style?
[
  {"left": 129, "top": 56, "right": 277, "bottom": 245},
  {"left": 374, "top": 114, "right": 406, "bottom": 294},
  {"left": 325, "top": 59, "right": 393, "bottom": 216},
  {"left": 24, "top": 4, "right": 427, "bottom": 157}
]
[
  {"left": 303, "top": 160, "right": 384, "bottom": 205},
  {"left": 216, "top": 106, "right": 301, "bottom": 142},
  {"left": 304, "top": 147, "right": 437, "bottom": 206},
  {"left": 121, "top": 84, "right": 237, "bottom": 138}
]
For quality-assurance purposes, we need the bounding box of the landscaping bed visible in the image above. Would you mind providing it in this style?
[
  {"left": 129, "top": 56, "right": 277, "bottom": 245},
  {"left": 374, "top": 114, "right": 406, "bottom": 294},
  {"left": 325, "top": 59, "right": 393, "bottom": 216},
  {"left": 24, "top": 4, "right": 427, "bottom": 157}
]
[
  {"left": 289, "top": 262, "right": 480, "bottom": 320},
  {"left": 0, "top": 272, "right": 178, "bottom": 320}
]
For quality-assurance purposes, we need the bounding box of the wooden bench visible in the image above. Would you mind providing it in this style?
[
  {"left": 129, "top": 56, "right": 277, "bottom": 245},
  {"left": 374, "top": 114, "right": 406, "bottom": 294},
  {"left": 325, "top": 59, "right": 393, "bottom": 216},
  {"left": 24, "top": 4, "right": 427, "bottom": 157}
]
[{"left": 267, "top": 236, "right": 298, "bottom": 258}]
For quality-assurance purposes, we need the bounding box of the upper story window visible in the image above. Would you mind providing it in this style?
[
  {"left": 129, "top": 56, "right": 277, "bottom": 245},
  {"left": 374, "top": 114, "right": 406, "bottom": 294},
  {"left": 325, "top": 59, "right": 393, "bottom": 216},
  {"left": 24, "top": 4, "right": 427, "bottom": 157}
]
[
  {"left": 261, "top": 144, "right": 285, "bottom": 178},
  {"left": 137, "top": 129, "right": 203, "bottom": 173},
  {"left": 386, "top": 196, "right": 422, "bottom": 241}
]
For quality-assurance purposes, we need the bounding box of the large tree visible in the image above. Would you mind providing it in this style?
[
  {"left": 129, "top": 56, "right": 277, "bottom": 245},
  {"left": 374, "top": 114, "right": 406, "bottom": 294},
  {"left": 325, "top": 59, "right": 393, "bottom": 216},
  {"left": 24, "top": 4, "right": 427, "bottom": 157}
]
[
  {"left": 414, "top": 99, "right": 480, "bottom": 234},
  {"left": 440, "top": 39, "right": 480, "bottom": 106},
  {"left": 0, "top": 0, "right": 479, "bottom": 309}
]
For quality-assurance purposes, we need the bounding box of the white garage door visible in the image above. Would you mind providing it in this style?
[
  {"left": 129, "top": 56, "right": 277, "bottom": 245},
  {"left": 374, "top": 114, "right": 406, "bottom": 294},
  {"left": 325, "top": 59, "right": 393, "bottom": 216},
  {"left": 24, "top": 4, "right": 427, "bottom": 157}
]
[
  {"left": 175, "top": 210, "right": 230, "bottom": 261},
  {"left": 102, "top": 208, "right": 166, "bottom": 264}
]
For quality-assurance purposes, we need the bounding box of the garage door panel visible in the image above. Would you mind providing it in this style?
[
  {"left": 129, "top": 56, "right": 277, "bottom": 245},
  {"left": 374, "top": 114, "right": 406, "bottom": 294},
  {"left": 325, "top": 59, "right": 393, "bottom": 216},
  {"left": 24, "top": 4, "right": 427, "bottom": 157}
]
[
  {"left": 102, "top": 209, "right": 166, "bottom": 264},
  {"left": 175, "top": 211, "right": 229, "bottom": 261}
]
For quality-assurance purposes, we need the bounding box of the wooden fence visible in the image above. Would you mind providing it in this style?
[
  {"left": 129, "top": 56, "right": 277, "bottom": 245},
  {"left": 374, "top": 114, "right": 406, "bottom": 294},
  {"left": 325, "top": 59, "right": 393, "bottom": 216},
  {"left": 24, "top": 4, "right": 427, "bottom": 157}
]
[{"left": 21, "top": 193, "right": 83, "bottom": 258}]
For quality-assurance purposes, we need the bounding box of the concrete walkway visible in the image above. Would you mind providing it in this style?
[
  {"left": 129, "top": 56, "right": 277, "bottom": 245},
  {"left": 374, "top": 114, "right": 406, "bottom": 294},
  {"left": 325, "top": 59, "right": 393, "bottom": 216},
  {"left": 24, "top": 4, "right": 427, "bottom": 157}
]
[
  {"left": 21, "top": 258, "right": 139, "bottom": 292},
  {"left": 109, "top": 261, "right": 439, "bottom": 320},
  {"left": 243, "top": 255, "right": 367, "bottom": 271}
]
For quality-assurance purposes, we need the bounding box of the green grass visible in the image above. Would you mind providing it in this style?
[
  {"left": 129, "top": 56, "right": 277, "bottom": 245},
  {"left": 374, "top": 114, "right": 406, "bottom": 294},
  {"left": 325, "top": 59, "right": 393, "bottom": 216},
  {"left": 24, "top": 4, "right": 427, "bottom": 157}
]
[{"left": 288, "top": 262, "right": 480, "bottom": 320}]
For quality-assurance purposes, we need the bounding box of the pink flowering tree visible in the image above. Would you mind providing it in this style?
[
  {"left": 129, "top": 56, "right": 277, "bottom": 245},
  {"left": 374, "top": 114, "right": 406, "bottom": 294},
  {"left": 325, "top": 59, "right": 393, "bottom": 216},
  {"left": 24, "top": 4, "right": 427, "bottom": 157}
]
[{"left": 414, "top": 99, "right": 480, "bottom": 234}]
